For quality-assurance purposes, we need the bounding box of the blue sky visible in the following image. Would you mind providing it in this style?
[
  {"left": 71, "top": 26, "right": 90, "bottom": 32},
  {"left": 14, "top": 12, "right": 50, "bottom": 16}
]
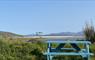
[{"left": 0, "top": 0, "right": 95, "bottom": 34}]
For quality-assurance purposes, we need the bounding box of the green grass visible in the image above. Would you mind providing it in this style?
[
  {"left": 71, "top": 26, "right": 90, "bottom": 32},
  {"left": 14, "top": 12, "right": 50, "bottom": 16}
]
[{"left": 0, "top": 37, "right": 94, "bottom": 60}]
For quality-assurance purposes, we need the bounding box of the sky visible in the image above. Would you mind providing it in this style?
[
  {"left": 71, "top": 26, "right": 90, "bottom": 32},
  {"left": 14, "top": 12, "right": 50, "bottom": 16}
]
[{"left": 0, "top": 0, "right": 95, "bottom": 34}]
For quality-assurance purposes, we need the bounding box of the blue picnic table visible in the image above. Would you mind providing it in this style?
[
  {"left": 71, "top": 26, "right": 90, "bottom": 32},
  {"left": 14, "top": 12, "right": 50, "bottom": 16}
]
[{"left": 43, "top": 39, "right": 93, "bottom": 60}]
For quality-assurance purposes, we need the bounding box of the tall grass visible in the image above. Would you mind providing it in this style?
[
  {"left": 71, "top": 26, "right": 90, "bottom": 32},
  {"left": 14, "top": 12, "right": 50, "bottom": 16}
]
[
  {"left": 0, "top": 35, "right": 94, "bottom": 60},
  {"left": 0, "top": 38, "right": 46, "bottom": 60},
  {"left": 83, "top": 23, "right": 95, "bottom": 43}
]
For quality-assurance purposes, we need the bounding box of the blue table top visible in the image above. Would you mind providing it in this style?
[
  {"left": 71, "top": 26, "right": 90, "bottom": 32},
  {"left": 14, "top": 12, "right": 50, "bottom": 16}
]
[{"left": 45, "top": 40, "right": 91, "bottom": 44}]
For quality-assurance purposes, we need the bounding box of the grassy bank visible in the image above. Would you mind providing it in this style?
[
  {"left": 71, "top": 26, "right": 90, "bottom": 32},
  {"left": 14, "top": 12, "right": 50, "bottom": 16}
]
[{"left": 0, "top": 38, "right": 94, "bottom": 60}]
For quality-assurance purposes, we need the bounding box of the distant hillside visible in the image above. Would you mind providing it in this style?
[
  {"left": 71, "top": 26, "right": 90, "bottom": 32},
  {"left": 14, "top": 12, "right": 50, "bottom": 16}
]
[
  {"left": 26, "top": 32, "right": 84, "bottom": 37},
  {"left": 45, "top": 32, "right": 84, "bottom": 36},
  {"left": 0, "top": 31, "right": 23, "bottom": 38}
]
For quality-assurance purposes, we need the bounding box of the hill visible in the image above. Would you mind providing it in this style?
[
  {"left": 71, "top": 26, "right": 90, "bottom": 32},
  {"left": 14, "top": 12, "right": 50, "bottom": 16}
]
[
  {"left": 45, "top": 32, "right": 84, "bottom": 36},
  {"left": 0, "top": 31, "right": 23, "bottom": 38},
  {"left": 26, "top": 32, "right": 84, "bottom": 37}
]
